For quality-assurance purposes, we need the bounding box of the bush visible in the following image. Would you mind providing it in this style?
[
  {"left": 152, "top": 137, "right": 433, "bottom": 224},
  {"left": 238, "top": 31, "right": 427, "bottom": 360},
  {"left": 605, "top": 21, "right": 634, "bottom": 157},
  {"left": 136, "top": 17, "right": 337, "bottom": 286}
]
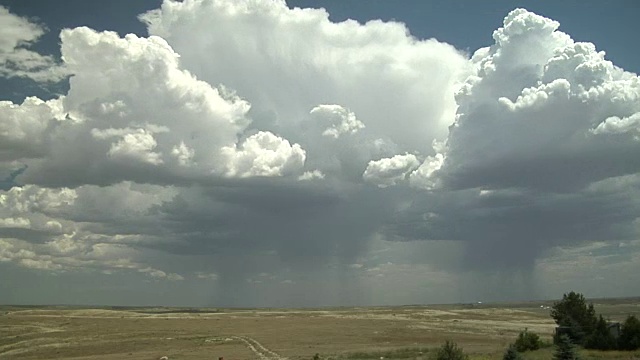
[
  {"left": 502, "top": 344, "right": 523, "bottom": 360},
  {"left": 433, "top": 340, "right": 469, "bottom": 360},
  {"left": 553, "top": 334, "right": 579, "bottom": 360},
  {"left": 514, "top": 328, "right": 542, "bottom": 352},
  {"left": 619, "top": 315, "right": 640, "bottom": 350},
  {"left": 584, "top": 315, "right": 616, "bottom": 350}
]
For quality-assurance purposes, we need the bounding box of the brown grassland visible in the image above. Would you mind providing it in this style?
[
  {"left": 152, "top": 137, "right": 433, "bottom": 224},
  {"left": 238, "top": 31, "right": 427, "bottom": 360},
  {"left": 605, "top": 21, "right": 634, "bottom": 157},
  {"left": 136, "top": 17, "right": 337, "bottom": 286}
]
[{"left": 1, "top": 298, "right": 639, "bottom": 360}]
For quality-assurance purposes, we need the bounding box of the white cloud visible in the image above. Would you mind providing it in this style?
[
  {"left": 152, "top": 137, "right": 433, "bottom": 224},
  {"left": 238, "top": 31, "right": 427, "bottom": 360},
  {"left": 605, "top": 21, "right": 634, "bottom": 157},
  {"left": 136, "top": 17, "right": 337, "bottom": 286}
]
[
  {"left": 107, "top": 129, "right": 163, "bottom": 165},
  {"left": 425, "top": 8, "right": 640, "bottom": 191},
  {"left": 1, "top": 26, "right": 307, "bottom": 186},
  {"left": 3, "top": 0, "right": 470, "bottom": 188},
  {"left": 0, "top": 6, "right": 66, "bottom": 82},
  {"left": 310, "top": 104, "right": 365, "bottom": 139},
  {"left": 298, "top": 169, "right": 325, "bottom": 181},
  {"left": 221, "top": 131, "right": 306, "bottom": 177},
  {"left": 20, "top": 258, "right": 63, "bottom": 270},
  {"left": 0, "top": 97, "right": 65, "bottom": 161},
  {"left": 171, "top": 141, "right": 195, "bottom": 166},
  {"left": 409, "top": 153, "right": 444, "bottom": 190},
  {"left": 498, "top": 79, "right": 571, "bottom": 111},
  {"left": 2, "top": 1, "right": 640, "bottom": 305},
  {"left": 195, "top": 272, "right": 219, "bottom": 281},
  {"left": 363, "top": 153, "right": 420, "bottom": 188},
  {"left": 0, "top": 217, "right": 30, "bottom": 228},
  {"left": 0, "top": 185, "right": 77, "bottom": 213},
  {"left": 139, "top": 267, "right": 184, "bottom": 281},
  {"left": 376, "top": 9, "right": 640, "bottom": 280},
  {"left": 591, "top": 112, "right": 640, "bottom": 136},
  {"left": 141, "top": 0, "right": 470, "bottom": 154},
  {"left": 0, "top": 222, "right": 183, "bottom": 280},
  {"left": 0, "top": 182, "right": 180, "bottom": 279}
]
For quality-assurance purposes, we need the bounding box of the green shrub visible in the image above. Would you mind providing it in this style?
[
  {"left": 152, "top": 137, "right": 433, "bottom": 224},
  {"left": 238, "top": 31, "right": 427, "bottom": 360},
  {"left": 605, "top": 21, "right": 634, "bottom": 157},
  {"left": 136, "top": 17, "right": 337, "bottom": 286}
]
[
  {"left": 432, "top": 340, "right": 468, "bottom": 360},
  {"left": 539, "top": 339, "right": 554, "bottom": 349},
  {"left": 514, "top": 328, "right": 542, "bottom": 352}
]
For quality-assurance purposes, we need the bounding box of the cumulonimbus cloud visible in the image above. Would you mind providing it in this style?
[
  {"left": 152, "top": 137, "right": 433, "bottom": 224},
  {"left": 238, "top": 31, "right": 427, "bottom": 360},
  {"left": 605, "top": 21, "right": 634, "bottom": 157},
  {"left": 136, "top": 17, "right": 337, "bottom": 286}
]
[
  {"left": 392, "top": 8, "right": 640, "bottom": 274},
  {"left": 0, "top": 2, "right": 639, "bottom": 304}
]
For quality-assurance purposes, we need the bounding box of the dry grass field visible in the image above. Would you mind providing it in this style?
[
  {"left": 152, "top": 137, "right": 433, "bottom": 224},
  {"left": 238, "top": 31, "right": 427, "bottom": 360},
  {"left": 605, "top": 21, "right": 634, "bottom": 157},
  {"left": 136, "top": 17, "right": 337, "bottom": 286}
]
[{"left": 1, "top": 299, "right": 639, "bottom": 360}]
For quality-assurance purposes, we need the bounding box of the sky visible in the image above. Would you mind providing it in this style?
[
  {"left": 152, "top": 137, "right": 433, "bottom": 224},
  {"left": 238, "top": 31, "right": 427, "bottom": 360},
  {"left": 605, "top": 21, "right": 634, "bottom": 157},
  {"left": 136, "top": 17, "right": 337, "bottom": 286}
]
[{"left": 0, "top": 0, "right": 639, "bottom": 308}]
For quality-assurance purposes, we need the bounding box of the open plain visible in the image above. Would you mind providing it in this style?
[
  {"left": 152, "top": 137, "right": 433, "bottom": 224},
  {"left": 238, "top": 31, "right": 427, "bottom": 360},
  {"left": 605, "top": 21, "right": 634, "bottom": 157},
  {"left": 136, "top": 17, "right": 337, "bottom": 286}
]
[{"left": 1, "top": 299, "right": 639, "bottom": 360}]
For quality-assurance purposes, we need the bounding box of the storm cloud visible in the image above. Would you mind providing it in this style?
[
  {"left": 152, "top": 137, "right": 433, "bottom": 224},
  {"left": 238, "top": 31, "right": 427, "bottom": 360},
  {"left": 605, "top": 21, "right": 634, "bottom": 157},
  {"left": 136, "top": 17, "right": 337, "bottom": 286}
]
[{"left": 1, "top": 1, "right": 639, "bottom": 306}]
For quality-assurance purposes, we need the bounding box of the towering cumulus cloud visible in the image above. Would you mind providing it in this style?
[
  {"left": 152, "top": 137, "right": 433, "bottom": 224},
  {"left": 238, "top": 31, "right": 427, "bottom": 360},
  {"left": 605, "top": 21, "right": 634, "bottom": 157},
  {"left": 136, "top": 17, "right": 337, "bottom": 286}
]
[
  {"left": 9, "top": 26, "right": 306, "bottom": 187},
  {"left": 0, "top": 2, "right": 638, "bottom": 306},
  {"left": 414, "top": 9, "right": 640, "bottom": 191}
]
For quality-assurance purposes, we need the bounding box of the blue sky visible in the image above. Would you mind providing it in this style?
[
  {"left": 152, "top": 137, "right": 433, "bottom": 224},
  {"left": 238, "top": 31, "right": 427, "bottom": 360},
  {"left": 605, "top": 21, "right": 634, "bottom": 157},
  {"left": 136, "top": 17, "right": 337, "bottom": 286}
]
[
  {"left": 1, "top": 0, "right": 639, "bottom": 307},
  {"left": 304, "top": 1, "right": 640, "bottom": 71},
  {"left": 3, "top": 0, "right": 639, "bottom": 57}
]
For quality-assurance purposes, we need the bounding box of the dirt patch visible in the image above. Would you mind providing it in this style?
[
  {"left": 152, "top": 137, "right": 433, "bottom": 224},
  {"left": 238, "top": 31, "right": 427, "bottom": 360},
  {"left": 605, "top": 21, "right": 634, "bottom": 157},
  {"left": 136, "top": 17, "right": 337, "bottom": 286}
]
[{"left": 0, "top": 301, "right": 638, "bottom": 359}]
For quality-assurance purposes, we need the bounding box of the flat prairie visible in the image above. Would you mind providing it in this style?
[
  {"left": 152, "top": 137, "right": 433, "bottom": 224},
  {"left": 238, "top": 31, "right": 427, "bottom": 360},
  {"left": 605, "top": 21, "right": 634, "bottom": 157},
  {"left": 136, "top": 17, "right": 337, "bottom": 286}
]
[{"left": 1, "top": 299, "right": 639, "bottom": 360}]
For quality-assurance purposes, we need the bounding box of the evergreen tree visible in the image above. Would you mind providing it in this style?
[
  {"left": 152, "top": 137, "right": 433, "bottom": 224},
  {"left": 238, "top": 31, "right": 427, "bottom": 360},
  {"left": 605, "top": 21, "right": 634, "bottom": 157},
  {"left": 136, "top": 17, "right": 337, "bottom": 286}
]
[
  {"left": 502, "top": 344, "right": 523, "bottom": 360},
  {"left": 619, "top": 315, "right": 640, "bottom": 350},
  {"left": 553, "top": 334, "right": 579, "bottom": 360},
  {"left": 551, "top": 291, "right": 597, "bottom": 345},
  {"left": 584, "top": 315, "right": 615, "bottom": 350}
]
